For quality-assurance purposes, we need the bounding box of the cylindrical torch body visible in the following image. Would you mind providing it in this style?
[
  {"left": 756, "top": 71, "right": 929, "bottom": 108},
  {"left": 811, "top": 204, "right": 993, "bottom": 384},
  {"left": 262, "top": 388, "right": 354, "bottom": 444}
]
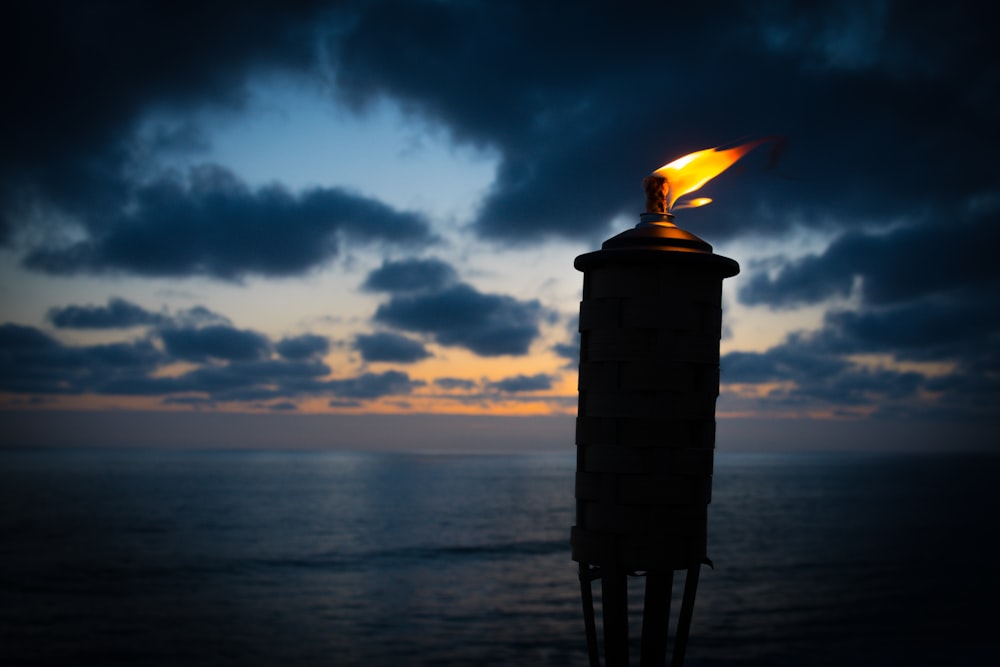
[{"left": 571, "top": 221, "right": 739, "bottom": 573}]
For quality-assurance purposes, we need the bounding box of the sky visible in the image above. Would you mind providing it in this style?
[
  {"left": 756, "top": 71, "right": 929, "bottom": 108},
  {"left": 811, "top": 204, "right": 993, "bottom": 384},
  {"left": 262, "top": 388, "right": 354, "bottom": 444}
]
[{"left": 2, "top": 0, "right": 998, "bottom": 451}]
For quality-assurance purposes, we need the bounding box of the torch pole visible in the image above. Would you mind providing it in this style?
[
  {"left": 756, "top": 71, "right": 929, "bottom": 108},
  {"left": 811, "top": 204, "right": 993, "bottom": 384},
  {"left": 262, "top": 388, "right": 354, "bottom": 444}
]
[
  {"left": 671, "top": 563, "right": 701, "bottom": 665},
  {"left": 639, "top": 569, "right": 672, "bottom": 665}
]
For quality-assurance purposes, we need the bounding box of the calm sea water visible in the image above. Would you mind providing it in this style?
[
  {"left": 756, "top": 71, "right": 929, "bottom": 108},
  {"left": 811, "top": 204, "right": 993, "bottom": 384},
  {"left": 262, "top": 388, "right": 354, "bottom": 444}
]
[{"left": 1, "top": 448, "right": 997, "bottom": 666}]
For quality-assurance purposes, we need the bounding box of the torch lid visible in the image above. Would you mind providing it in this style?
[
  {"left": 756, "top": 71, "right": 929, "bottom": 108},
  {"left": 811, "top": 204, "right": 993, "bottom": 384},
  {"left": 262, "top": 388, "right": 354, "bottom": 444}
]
[
  {"left": 575, "top": 213, "right": 740, "bottom": 277},
  {"left": 601, "top": 213, "right": 713, "bottom": 252}
]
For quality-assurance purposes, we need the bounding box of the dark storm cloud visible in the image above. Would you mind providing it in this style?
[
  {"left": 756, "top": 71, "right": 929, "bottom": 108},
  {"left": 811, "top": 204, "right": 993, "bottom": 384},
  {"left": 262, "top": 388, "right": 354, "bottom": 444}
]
[
  {"left": 2, "top": 1, "right": 327, "bottom": 187},
  {"left": 488, "top": 374, "right": 553, "bottom": 393},
  {"left": 374, "top": 284, "right": 546, "bottom": 357},
  {"left": 354, "top": 332, "right": 431, "bottom": 363},
  {"left": 3, "top": 2, "right": 433, "bottom": 279},
  {"left": 8, "top": 1, "right": 997, "bottom": 263},
  {"left": 48, "top": 298, "right": 169, "bottom": 329},
  {"left": 331, "top": 0, "right": 1000, "bottom": 241}
]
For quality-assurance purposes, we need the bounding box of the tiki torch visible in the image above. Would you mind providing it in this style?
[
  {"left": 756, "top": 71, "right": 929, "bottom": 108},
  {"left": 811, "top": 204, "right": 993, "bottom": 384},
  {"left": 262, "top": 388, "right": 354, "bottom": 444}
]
[{"left": 571, "top": 140, "right": 765, "bottom": 667}]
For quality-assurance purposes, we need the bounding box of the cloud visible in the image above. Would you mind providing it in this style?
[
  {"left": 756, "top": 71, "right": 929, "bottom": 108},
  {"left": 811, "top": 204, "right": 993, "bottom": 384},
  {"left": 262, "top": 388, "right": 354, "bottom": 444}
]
[
  {"left": 7, "top": 0, "right": 997, "bottom": 273},
  {"left": 0, "top": 315, "right": 427, "bottom": 407},
  {"left": 2, "top": 0, "right": 326, "bottom": 190},
  {"left": 5, "top": 1, "right": 999, "bottom": 257},
  {"left": 737, "top": 206, "right": 1000, "bottom": 383},
  {"left": 172, "top": 306, "right": 233, "bottom": 328},
  {"left": 46, "top": 299, "right": 238, "bottom": 338},
  {"left": 374, "top": 283, "right": 546, "bottom": 356},
  {"left": 721, "top": 319, "right": 999, "bottom": 422},
  {"left": 21, "top": 165, "right": 435, "bottom": 280},
  {"left": 729, "top": 196, "right": 1000, "bottom": 424},
  {"left": 330, "top": 1, "right": 1000, "bottom": 242},
  {"left": 354, "top": 332, "right": 431, "bottom": 363},
  {"left": 100, "top": 357, "right": 333, "bottom": 402},
  {"left": 721, "top": 338, "right": 926, "bottom": 417},
  {"left": 0, "top": 323, "right": 163, "bottom": 395},
  {"left": 3, "top": 3, "right": 434, "bottom": 280},
  {"left": 325, "top": 370, "right": 423, "bottom": 399},
  {"left": 160, "top": 324, "right": 271, "bottom": 362},
  {"left": 5, "top": 1, "right": 1000, "bottom": 427},
  {"left": 434, "top": 377, "right": 477, "bottom": 391},
  {"left": 3, "top": 2, "right": 327, "bottom": 187},
  {"left": 362, "top": 257, "right": 458, "bottom": 293},
  {"left": 739, "top": 211, "right": 1000, "bottom": 311},
  {"left": 488, "top": 373, "right": 553, "bottom": 393},
  {"left": 553, "top": 320, "right": 580, "bottom": 365},
  {"left": 48, "top": 297, "right": 169, "bottom": 329},
  {"left": 818, "top": 299, "right": 1000, "bottom": 363},
  {"left": 364, "top": 257, "right": 550, "bottom": 357},
  {"left": 276, "top": 334, "right": 330, "bottom": 360}
]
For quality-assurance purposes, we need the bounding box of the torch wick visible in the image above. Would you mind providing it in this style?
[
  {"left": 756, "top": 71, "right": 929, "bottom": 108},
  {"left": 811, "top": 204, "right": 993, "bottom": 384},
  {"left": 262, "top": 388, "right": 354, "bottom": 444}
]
[{"left": 643, "top": 176, "right": 669, "bottom": 215}]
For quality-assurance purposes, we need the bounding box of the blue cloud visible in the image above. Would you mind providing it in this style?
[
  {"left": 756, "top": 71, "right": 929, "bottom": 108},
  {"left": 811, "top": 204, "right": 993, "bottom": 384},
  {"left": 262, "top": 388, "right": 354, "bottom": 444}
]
[
  {"left": 434, "top": 377, "right": 477, "bottom": 391},
  {"left": 276, "top": 334, "right": 330, "bottom": 360},
  {"left": 488, "top": 373, "right": 553, "bottom": 393},
  {"left": 0, "top": 323, "right": 163, "bottom": 395},
  {"left": 48, "top": 297, "right": 169, "bottom": 329},
  {"left": 23, "top": 165, "right": 435, "bottom": 280},
  {"left": 1, "top": 315, "right": 428, "bottom": 407},
  {"left": 325, "top": 370, "right": 423, "bottom": 399},
  {"left": 374, "top": 284, "right": 545, "bottom": 356},
  {"left": 160, "top": 324, "right": 271, "bottom": 362},
  {"left": 355, "top": 332, "right": 431, "bottom": 363},
  {"left": 362, "top": 257, "right": 457, "bottom": 293}
]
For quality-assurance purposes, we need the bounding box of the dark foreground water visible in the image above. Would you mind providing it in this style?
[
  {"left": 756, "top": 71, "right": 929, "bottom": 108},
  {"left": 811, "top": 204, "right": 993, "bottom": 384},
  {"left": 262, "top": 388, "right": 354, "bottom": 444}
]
[{"left": 1, "top": 449, "right": 997, "bottom": 666}]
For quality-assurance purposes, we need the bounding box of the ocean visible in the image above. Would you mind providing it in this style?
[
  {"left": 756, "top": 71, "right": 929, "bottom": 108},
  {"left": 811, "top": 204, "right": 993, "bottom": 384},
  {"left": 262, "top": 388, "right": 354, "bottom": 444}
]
[{"left": 1, "top": 448, "right": 997, "bottom": 666}]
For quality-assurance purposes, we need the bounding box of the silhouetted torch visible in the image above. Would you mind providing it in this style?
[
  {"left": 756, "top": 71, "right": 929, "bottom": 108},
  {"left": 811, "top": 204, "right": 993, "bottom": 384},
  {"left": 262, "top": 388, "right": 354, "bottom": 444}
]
[{"left": 572, "top": 139, "right": 767, "bottom": 666}]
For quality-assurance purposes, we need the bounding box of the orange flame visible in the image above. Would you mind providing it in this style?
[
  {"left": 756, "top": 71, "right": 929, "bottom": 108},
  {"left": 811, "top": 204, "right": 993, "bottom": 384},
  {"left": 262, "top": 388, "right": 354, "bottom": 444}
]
[
  {"left": 672, "top": 197, "right": 713, "bottom": 210},
  {"left": 652, "top": 137, "right": 771, "bottom": 211}
]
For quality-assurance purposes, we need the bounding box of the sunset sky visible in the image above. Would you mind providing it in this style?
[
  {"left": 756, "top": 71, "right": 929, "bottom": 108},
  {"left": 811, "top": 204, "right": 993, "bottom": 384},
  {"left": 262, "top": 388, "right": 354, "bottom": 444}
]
[{"left": 2, "top": 0, "right": 998, "bottom": 451}]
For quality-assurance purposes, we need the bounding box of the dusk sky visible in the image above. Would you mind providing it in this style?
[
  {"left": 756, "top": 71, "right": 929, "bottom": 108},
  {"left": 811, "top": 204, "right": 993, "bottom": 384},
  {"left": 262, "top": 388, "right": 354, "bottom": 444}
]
[{"left": 2, "top": 0, "right": 998, "bottom": 451}]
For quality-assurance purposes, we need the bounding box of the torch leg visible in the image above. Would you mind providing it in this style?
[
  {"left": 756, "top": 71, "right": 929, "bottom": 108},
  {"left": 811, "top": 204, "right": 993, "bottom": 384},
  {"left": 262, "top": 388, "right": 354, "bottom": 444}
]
[
  {"left": 639, "top": 568, "right": 673, "bottom": 667},
  {"left": 670, "top": 563, "right": 701, "bottom": 667},
  {"left": 579, "top": 564, "right": 601, "bottom": 667},
  {"left": 601, "top": 561, "right": 630, "bottom": 667}
]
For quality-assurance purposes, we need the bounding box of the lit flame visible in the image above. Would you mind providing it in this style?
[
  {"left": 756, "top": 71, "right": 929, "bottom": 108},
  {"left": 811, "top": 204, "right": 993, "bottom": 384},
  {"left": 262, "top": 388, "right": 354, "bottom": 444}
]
[
  {"left": 672, "top": 197, "right": 712, "bottom": 210},
  {"left": 652, "top": 137, "right": 771, "bottom": 211}
]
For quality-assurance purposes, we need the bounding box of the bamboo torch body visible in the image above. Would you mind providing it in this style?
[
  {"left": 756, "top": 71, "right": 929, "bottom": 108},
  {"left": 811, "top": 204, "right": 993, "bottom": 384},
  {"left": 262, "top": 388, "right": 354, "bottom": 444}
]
[{"left": 571, "top": 200, "right": 739, "bottom": 666}]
